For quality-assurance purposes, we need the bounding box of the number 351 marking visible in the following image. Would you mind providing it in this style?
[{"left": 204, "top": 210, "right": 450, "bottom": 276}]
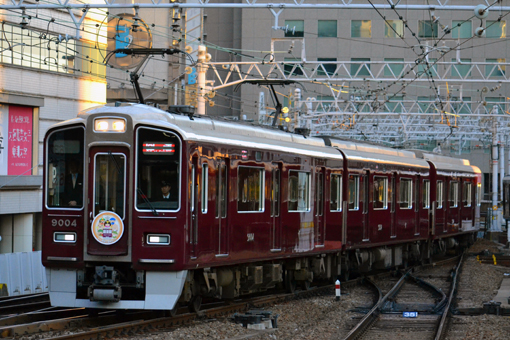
[{"left": 52, "top": 219, "right": 77, "bottom": 227}]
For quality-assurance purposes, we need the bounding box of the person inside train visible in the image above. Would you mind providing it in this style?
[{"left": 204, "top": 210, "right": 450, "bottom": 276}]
[
  {"left": 63, "top": 158, "right": 83, "bottom": 207},
  {"left": 161, "top": 181, "right": 171, "bottom": 200}
]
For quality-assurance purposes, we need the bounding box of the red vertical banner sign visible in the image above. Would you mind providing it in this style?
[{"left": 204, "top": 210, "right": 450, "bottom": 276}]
[{"left": 8, "top": 105, "right": 33, "bottom": 175}]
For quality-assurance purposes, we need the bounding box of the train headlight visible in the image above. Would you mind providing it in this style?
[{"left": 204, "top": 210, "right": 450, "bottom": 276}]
[
  {"left": 94, "top": 118, "right": 126, "bottom": 133},
  {"left": 54, "top": 232, "right": 76, "bottom": 243},
  {"left": 147, "top": 234, "right": 170, "bottom": 245}
]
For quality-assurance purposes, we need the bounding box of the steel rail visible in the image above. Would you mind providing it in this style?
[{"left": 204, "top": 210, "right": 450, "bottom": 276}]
[{"left": 434, "top": 253, "right": 464, "bottom": 340}]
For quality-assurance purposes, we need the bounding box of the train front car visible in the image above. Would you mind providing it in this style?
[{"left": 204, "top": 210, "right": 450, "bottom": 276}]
[{"left": 42, "top": 104, "right": 187, "bottom": 310}]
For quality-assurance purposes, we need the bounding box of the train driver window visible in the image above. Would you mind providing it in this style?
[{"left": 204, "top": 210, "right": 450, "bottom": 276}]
[
  {"left": 399, "top": 178, "right": 412, "bottom": 209},
  {"left": 437, "top": 180, "right": 444, "bottom": 209},
  {"left": 373, "top": 176, "right": 388, "bottom": 210},
  {"left": 463, "top": 182, "right": 472, "bottom": 207},
  {"left": 136, "top": 128, "right": 181, "bottom": 211},
  {"left": 46, "top": 127, "right": 85, "bottom": 209},
  {"left": 449, "top": 181, "right": 459, "bottom": 208},
  {"left": 330, "top": 173, "right": 342, "bottom": 211},
  {"left": 348, "top": 175, "right": 359, "bottom": 211},
  {"left": 238, "top": 166, "right": 264, "bottom": 212},
  {"left": 289, "top": 170, "right": 310, "bottom": 212},
  {"left": 422, "top": 180, "right": 430, "bottom": 209}
]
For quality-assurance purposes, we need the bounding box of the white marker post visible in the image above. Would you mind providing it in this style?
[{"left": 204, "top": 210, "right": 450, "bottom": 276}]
[{"left": 335, "top": 279, "right": 341, "bottom": 300}]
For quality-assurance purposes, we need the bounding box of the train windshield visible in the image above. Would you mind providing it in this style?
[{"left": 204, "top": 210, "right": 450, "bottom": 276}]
[
  {"left": 46, "top": 127, "right": 85, "bottom": 209},
  {"left": 136, "top": 127, "right": 181, "bottom": 211}
]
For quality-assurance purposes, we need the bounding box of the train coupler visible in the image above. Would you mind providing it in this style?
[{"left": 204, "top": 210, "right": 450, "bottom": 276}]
[{"left": 87, "top": 266, "right": 122, "bottom": 302}]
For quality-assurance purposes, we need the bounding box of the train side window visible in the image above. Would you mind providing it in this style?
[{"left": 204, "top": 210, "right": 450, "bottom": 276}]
[
  {"left": 463, "top": 182, "right": 472, "bottom": 207},
  {"left": 271, "top": 169, "right": 280, "bottom": 217},
  {"left": 348, "top": 175, "right": 360, "bottom": 211},
  {"left": 373, "top": 176, "right": 388, "bottom": 210},
  {"left": 201, "top": 164, "right": 208, "bottom": 213},
  {"left": 46, "top": 126, "right": 85, "bottom": 209},
  {"left": 399, "top": 178, "right": 412, "bottom": 209},
  {"left": 437, "top": 180, "right": 444, "bottom": 209},
  {"left": 330, "top": 173, "right": 342, "bottom": 212},
  {"left": 216, "top": 163, "right": 227, "bottom": 218},
  {"left": 476, "top": 183, "right": 482, "bottom": 207},
  {"left": 289, "top": 170, "right": 310, "bottom": 212},
  {"left": 238, "top": 166, "right": 264, "bottom": 212},
  {"left": 449, "top": 181, "right": 459, "bottom": 208},
  {"left": 422, "top": 180, "right": 430, "bottom": 209}
]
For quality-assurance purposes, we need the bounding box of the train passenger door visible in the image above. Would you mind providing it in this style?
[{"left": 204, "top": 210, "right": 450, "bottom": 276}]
[
  {"left": 390, "top": 173, "right": 397, "bottom": 238},
  {"left": 87, "top": 147, "right": 129, "bottom": 256},
  {"left": 362, "top": 171, "right": 370, "bottom": 241},
  {"left": 414, "top": 177, "right": 420, "bottom": 236},
  {"left": 215, "top": 158, "right": 229, "bottom": 256},
  {"left": 447, "top": 180, "right": 460, "bottom": 233},
  {"left": 190, "top": 156, "right": 199, "bottom": 257},
  {"left": 314, "top": 167, "right": 326, "bottom": 246},
  {"left": 270, "top": 163, "right": 282, "bottom": 251}
]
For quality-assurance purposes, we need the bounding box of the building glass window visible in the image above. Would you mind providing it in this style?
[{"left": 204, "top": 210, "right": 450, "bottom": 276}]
[
  {"left": 451, "top": 58, "right": 472, "bottom": 77},
  {"left": 417, "top": 58, "right": 437, "bottom": 77},
  {"left": 318, "top": 58, "right": 337, "bottom": 76},
  {"left": 386, "top": 95, "right": 403, "bottom": 113},
  {"left": 289, "top": 170, "right": 310, "bottom": 211},
  {"left": 348, "top": 175, "right": 360, "bottom": 210},
  {"left": 318, "top": 20, "right": 337, "bottom": 37},
  {"left": 384, "top": 58, "right": 404, "bottom": 77},
  {"left": 486, "top": 59, "right": 506, "bottom": 77},
  {"left": 373, "top": 176, "right": 388, "bottom": 210},
  {"left": 238, "top": 166, "right": 264, "bottom": 212},
  {"left": 385, "top": 20, "right": 404, "bottom": 38},
  {"left": 418, "top": 20, "right": 438, "bottom": 38},
  {"left": 0, "top": 23, "right": 105, "bottom": 78},
  {"left": 285, "top": 20, "right": 304, "bottom": 37},
  {"left": 399, "top": 178, "right": 413, "bottom": 209},
  {"left": 452, "top": 20, "right": 472, "bottom": 38},
  {"left": 351, "top": 20, "right": 372, "bottom": 38},
  {"left": 351, "top": 58, "right": 371, "bottom": 76},
  {"left": 284, "top": 58, "right": 303, "bottom": 76},
  {"left": 449, "top": 181, "right": 459, "bottom": 208},
  {"left": 330, "top": 173, "right": 342, "bottom": 211},
  {"left": 486, "top": 20, "right": 506, "bottom": 38},
  {"left": 485, "top": 97, "right": 506, "bottom": 114}
]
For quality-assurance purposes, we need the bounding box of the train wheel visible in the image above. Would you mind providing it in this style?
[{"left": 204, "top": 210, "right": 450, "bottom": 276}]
[
  {"left": 165, "top": 304, "right": 178, "bottom": 317},
  {"left": 188, "top": 295, "right": 202, "bottom": 313},
  {"left": 284, "top": 270, "right": 297, "bottom": 294},
  {"left": 300, "top": 280, "right": 311, "bottom": 291}
]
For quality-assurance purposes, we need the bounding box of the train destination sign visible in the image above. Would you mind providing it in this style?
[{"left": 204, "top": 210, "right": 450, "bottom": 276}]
[{"left": 143, "top": 142, "right": 175, "bottom": 155}]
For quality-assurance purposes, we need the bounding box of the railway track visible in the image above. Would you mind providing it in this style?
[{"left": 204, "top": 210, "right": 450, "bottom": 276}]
[
  {"left": 343, "top": 255, "right": 463, "bottom": 340},
  {"left": 0, "top": 292, "right": 51, "bottom": 316}
]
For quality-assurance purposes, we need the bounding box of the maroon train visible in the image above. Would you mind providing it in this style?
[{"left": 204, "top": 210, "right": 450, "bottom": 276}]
[{"left": 42, "top": 103, "right": 481, "bottom": 312}]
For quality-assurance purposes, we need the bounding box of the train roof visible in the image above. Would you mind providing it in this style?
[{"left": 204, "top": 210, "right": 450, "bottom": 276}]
[
  {"left": 410, "top": 150, "right": 481, "bottom": 176},
  {"left": 320, "top": 137, "right": 429, "bottom": 169},
  {"left": 80, "top": 103, "right": 344, "bottom": 160}
]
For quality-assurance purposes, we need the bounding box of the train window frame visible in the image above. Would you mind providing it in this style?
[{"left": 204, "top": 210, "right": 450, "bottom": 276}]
[
  {"left": 373, "top": 176, "right": 388, "bottom": 210},
  {"left": 422, "top": 179, "right": 430, "bottom": 209},
  {"left": 330, "top": 173, "right": 343, "bottom": 212},
  {"left": 348, "top": 174, "right": 360, "bottom": 211},
  {"left": 45, "top": 126, "right": 86, "bottom": 211},
  {"left": 216, "top": 162, "right": 228, "bottom": 218},
  {"left": 399, "top": 178, "right": 413, "bottom": 209},
  {"left": 201, "top": 163, "right": 208, "bottom": 214},
  {"left": 437, "top": 180, "right": 444, "bottom": 209},
  {"left": 463, "top": 181, "right": 472, "bottom": 207},
  {"left": 449, "top": 181, "right": 459, "bottom": 208},
  {"left": 288, "top": 170, "right": 311, "bottom": 212},
  {"left": 237, "top": 165, "right": 265, "bottom": 213},
  {"left": 135, "top": 127, "right": 182, "bottom": 213},
  {"left": 93, "top": 152, "right": 126, "bottom": 219}
]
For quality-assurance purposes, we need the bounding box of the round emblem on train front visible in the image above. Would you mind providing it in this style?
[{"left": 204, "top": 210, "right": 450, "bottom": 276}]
[{"left": 91, "top": 211, "right": 124, "bottom": 245}]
